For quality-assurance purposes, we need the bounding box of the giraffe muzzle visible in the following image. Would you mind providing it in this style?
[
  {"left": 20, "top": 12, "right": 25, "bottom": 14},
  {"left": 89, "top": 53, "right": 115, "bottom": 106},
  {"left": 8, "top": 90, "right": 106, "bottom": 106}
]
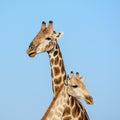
[
  {"left": 85, "top": 96, "right": 94, "bottom": 105},
  {"left": 26, "top": 49, "right": 36, "bottom": 57},
  {"left": 28, "top": 52, "right": 36, "bottom": 57}
]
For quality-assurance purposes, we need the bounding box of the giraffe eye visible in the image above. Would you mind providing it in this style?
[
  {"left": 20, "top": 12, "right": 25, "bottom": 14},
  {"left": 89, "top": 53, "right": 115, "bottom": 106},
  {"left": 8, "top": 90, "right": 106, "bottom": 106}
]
[
  {"left": 46, "top": 37, "right": 51, "bottom": 40},
  {"left": 72, "top": 85, "right": 78, "bottom": 88}
]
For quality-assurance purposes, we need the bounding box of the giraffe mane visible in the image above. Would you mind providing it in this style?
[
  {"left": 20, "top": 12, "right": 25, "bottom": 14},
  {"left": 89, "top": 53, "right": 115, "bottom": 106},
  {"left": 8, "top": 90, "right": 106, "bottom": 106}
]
[{"left": 41, "top": 83, "right": 64, "bottom": 120}]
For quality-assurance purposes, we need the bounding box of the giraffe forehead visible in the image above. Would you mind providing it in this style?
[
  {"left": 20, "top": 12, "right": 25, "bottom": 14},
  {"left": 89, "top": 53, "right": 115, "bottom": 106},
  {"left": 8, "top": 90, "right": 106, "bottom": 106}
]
[
  {"left": 34, "top": 32, "right": 47, "bottom": 40},
  {"left": 70, "top": 78, "right": 85, "bottom": 89},
  {"left": 69, "top": 78, "right": 80, "bottom": 84},
  {"left": 32, "top": 32, "right": 56, "bottom": 44},
  {"left": 31, "top": 33, "right": 48, "bottom": 44}
]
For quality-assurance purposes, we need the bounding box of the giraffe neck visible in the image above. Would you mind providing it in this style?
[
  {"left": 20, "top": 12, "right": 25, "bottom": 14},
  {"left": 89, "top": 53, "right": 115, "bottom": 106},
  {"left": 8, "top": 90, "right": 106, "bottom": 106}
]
[
  {"left": 42, "top": 85, "right": 90, "bottom": 120},
  {"left": 62, "top": 96, "right": 90, "bottom": 120},
  {"left": 41, "top": 84, "right": 68, "bottom": 120},
  {"left": 48, "top": 43, "right": 66, "bottom": 96},
  {"left": 42, "top": 82, "right": 90, "bottom": 120}
]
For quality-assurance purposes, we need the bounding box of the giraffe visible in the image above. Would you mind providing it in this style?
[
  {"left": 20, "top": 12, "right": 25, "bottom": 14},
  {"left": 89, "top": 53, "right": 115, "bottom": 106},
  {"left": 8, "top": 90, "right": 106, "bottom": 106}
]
[
  {"left": 26, "top": 21, "right": 66, "bottom": 96},
  {"left": 41, "top": 72, "right": 94, "bottom": 120},
  {"left": 26, "top": 21, "right": 93, "bottom": 119}
]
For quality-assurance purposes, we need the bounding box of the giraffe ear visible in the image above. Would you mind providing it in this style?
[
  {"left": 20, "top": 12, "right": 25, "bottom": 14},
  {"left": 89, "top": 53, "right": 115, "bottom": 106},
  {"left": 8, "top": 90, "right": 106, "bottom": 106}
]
[
  {"left": 64, "top": 75, "right": 69, "bottom": 86},
  {"left": 56, "top": 32, "right": 64, "bottom": 39},
  {"left": 80, "top": 77, "right": 85, "bottom": 83}
]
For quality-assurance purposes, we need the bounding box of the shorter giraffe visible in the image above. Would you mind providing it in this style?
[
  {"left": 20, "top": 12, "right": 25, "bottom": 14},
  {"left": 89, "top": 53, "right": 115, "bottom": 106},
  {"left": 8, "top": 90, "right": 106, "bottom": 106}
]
[{"left": 41, "top": 72, "right": 94, "bottom": 120}]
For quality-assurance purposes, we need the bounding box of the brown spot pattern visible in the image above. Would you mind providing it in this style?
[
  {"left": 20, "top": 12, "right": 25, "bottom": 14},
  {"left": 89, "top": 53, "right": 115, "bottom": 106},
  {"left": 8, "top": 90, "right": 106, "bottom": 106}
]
[
  {"left": 72, "top": 102, "right": 80, "bottom": 118},
  {"left": 53, "top": 50, "right": 58, "bottom": 56},
  {"left": 59, "top": 59, "right": 62, "bottom": 66},
  {"left": 78, "top": 102, "right": 84, "bottom": 110},
  {"left": 59, "top": 51, "right": 62, "bottom": 58},
  {"left": 54, "top": 67, "right": 60, "bottom": 76},
  {"left": 54, "top": 76, "right": 62, "bottom": 84},
  {"left": 55, "top": 56, "right": 59, "bottom": 65},
  {"left": 63, "top": 107, "right": 71, "bottom": 116},
  {"left": 67, "top": 99, "right": 70, "bottom": 105},
  {"left": 54, "top": 86, "right": 59, "bottom": 92},
  {"left": 80, "top": 112, "right": 83, "bottom": 120},
  {"left": 84, "top": 109, "right": 89, "bottom": 120},
  {"left": 78, "top": 116, "right": 83, "bottom": 120},
  {"left": 56, "top": 44, "right": 59, "bottom": 49},
  {"left": 50, "top": 58, "right": 54, "bottom": 65},
  {"left": 61, "top": 61, "right": 65, "bottom": 74},
  {"left": 70, "top": 97, "right": 74, "bottom": 107},
  {"left": 63, "top": 116, "right": 72, "bottom": 120}
]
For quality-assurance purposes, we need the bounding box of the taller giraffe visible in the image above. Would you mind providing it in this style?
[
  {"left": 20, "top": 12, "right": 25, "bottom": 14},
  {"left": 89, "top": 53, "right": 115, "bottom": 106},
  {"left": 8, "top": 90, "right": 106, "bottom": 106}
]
[{"left": 27, "top": 21, "right": 66, "bottom": 96}]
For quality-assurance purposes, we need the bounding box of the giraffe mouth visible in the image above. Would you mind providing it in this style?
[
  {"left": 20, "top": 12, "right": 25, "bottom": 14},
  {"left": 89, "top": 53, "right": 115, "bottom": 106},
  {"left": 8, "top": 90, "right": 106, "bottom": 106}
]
[
  {"left": 26, "top": 49, "right": 36, "bottom": 57},
  {"left": 28, "top": 52, "right": 36, "bottom": 57}
]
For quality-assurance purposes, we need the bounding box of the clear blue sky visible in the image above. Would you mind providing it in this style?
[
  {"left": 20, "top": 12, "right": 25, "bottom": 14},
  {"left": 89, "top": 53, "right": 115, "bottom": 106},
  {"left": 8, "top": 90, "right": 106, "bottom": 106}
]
[{"left": 0, "top": 0, "right": 120, "bottom": 120}]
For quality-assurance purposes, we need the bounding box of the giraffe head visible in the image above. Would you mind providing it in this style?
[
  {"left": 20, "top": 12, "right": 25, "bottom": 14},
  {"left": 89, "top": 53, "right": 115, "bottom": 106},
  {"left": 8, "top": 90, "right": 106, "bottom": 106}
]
[
  {"left": 65, "top": 72, "right": 94, "bottom": 104},
  {"left": 26, "top": 21, "right": 63, "bottom": 57}
]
